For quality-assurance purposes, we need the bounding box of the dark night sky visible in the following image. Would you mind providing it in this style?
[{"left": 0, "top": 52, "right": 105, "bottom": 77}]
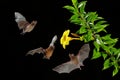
[{"left": 6, "top": 0, "right": 120, "bottom": 80}]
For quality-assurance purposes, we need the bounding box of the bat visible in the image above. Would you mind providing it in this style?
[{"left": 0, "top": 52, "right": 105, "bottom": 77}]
[
  {"left": 15, "top": 12, "right": 37, "bottom": 35},
  {"left": 26, "top": 35, "right": 57, "bottom": 59},
  {"left": 52, "top": 43, "right": 90, "bottom": 73}
]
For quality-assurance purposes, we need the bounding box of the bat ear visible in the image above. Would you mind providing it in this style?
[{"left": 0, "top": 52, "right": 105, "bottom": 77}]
[
  {"left": 69, "top": 53, "right": 75, "bottom": 59},
  {"left": 69, "top": 53, "right": 74, "bottom": 57},
  {"left": 31, "top": 20, "right": 37, "bottom": 25}
]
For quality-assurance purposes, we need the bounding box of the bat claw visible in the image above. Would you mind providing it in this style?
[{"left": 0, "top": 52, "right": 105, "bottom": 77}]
[
  {"left": 20, "top": 32, "right": 25, "bottom": 35},
  {"left": 79, "top": 67, "right": 82, "bottom": 70}
]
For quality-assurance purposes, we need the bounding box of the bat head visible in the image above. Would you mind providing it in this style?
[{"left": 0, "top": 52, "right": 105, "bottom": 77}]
[
  {"left": 20, "top": 20, "right": 37, "bottom": 34},
  {"left": 69, "top": 53, "right": 79, "bottom": 65},
  {"left": 69, "top": 53, "right": 75, "bottom": 58},
  {"left": 30, "top": 20, "right": 37, "bottom": 26}
]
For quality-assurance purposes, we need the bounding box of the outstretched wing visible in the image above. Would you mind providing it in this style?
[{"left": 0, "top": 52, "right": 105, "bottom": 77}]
[
  {"left": 15, "top": 12, "right": 29, "bottom": 30},
  {"left": 77, "top": 44, "right": 90, "bottom": 65},
  {"left": 53, "top": 61, "right": 80, "bottom": 73},
  {"left": 49, "top": 35, "right": 57, "bottom": 46},
  {"left": 26, "top": 47, "right": 45, "bottom": 56},
  {"left": 15, "top": 12, "right": 26, "bottom": 22}
]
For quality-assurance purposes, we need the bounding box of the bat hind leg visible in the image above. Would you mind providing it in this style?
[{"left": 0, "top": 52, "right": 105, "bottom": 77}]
[
  {"left": 43, "top": 55, "right": 50, "bottom": 60},
  {"left": 20, "top": 32, "right": 25, "bottom": 35},
  {"left": 20, "top": 29, "right": 26, "bottom": 35}
]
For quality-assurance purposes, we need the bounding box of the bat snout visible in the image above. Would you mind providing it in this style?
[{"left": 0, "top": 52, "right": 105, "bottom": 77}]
[{"left": 31, "top": 20, "right": 37, "bottom": 25}]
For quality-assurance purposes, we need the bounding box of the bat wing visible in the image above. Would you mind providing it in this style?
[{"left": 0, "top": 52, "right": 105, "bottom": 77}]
[
  {"left": 52, "top": 61, "right": 80, "bottom": 74},
  {"left": 15, "top": 12, "right": 26, "bottom": 22},
  {"left": 15, "top": 12, "right": 29, "bottom": 30},
  {"left": 26, "top": 47, "right": 45, "bottom": 56},
  {"left": 77, "top": 44, "right": 90, "bottom": 65},
  {"left": 49, "top": 35, "right": 57, "bottom": 46},
  {"left": 23, "top": 21, "right": 37, "bottom": 33}
]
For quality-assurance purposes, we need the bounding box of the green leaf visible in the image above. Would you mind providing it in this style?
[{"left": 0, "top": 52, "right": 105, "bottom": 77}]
[
  {"left": 103, "top": 58, "right": 112, "bottom": 70},
  {"left": 87, "top": 30, "right": 93, "bottom": 41},
  {"left": 101, "top": 34, "right": 111, "bottom": 40},
  {"left": 105, "top": 39, "right": 118, "bottom": 45},
  {"left": 101, "top": 34, "right": 118, "bottom": 46},
  {"left": 111, "top": 48, "right": 120, "bottom": 59},
  {"left": 95, "top": 17, "right": 104, "bottom": 20},
  {"left": 63, "top": 5, "right": 75, "bottom": 13},
  {"left": 111, "top": 47, "right": 117, "bottom": 53},
  {"left": 102, "top": 52, "right": 108, "bottom": 60},
  {"left": 70, "top": 19, "right": 81, "bottom": 25},
  {"left": 95, "top": 36, "right": 103, "bottom": 45},
  {"left": 70, "top": 17, "right": 86, "bottom": 25},
  {"left": 70, "top": 14, "right": 79, "bottom": 21},
  {"left": 93, "top": 41, "right": 100, "bottom": 51},
  {"left": 113, "top": 67, "right": 119, "bottom": 76},
  {"left": 101, "top": 43, "right": 110, "bottom": 53},
  {"left": 92, "top": 48, "right": 101, "bottom": 59},
  {"left": 86, "top": 12, "right": 98, "bottom": 22},
  {"left": 72, "top": 0, "right": 78, "bottom": 7},
  {"left": 112, "top": 62, "right": 119, "bottom": 76},
  {"left": 79, "top": 26, "right": 87, "bottom": 34},
  {"left": 103, "top": 29, "right": 107, "bottom": 33},
  {"left": 94, "top": 24, "right": 109, "bottom": 33},
  {"left": 78, "top": 1, "right": 87, "bottom": 13},
  {"left": 82, "top": 30, "right": 93, "bottom": 42},
  {"left": 95, "top": 20, "right": 107, "bottom": 25},
  {"left": 117, "top": 51, "right": 120, "bottom": 59}
]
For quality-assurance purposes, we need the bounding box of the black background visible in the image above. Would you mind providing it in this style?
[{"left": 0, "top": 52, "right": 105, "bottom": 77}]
[{"left": 6, "top": 0, "right": 120, "bottom": 79}]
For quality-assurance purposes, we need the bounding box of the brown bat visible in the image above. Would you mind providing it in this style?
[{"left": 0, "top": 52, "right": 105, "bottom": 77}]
[
  {"left": 26, "top": 35, "right": 57, "bottom": 59},
  {"left": 52, "top": 43, "right": 90, "bottom": 73},
  {"left": 15, "top": 12, "right": 37, "bottom": 35}
]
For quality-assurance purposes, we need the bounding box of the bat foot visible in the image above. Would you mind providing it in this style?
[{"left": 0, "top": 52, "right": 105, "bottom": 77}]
[
  {"left": 43, "top": 56, "right": 50, "bottom": 60},
  {"left": 20, "top": 32, "right": 25, "bottom": 35},
  {"left": 79, "top": 68, "right": 81, "bottom": 70}
]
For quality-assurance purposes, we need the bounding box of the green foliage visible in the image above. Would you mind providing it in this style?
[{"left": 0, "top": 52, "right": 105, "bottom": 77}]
[
  {"left": 92, "top": 48, "right": 101, "bottom": 59},
  {"left": 63, "top": 0, "right": 120, "bottom": 76},
  {"left": 103, "top": 58, "right": 112, "bottom": 70}
]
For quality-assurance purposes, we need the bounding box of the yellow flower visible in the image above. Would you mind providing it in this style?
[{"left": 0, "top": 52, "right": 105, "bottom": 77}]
[{"left": 60, "top": 29, "right": 79, "bottom": 49}]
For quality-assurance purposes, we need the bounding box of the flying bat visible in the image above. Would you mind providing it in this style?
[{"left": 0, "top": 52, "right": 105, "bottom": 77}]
[
  {"left": 15, "top": 12, "right": 37, "bottom": 35},
  {"left": 52, "top": 43, "right": 90, "bottom": 73},
  {"left": 26, "top": 35, "right": 57, "bottom": 59}
]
